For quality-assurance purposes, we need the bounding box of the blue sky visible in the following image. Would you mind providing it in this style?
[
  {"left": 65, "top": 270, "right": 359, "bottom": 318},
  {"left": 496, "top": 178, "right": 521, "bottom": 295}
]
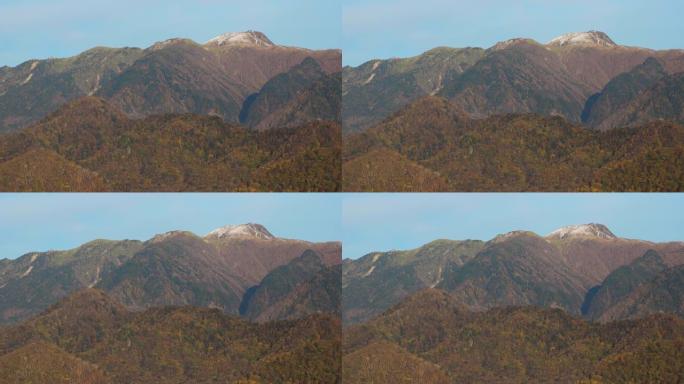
[
  {"left": 0, "top": 0, "right": 341, "bottom": 67},
  {"left": 342, "top": 194, "right": 684, "bottom": 259},
  {"left": 343, "top": 0, "right": 684, "bottom": 66},
  {"left": 0, "top": 193, "right": 341, "bottom": 259}
]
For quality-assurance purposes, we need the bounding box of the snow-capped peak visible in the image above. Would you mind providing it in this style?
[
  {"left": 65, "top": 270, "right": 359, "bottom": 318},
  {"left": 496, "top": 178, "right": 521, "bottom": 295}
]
[
  {"left": 548, "top": 31, "right": 616, "bottom": 47},
  {"left": 205, "top": 223, "right": 275, "bottom": 240},
  {"left": 205, "top": 31, "right": 274, "bottom": 47},
  {"left": 547, "top": 223, "right": 616, "bottom": 240}
]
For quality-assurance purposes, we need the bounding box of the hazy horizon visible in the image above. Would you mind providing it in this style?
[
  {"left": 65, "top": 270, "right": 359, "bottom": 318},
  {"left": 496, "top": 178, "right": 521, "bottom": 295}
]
[
  {"left": 0, "top": 0, "right": 341, "bottom": 67},
  {"left": 342, "top": 193, "right": 684, "bottom": 259},
  {"left": 0, "top": 193, "right": 341, "bottom": 260},
  {"left": 343, "top": 0, "right": 684, "bottom": 66}
]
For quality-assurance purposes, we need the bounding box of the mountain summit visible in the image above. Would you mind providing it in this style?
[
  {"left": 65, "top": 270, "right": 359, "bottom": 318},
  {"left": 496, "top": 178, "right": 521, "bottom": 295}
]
[
  {"left": 547, "top": 223, "right": 617, "bottom": 239},
  {"left": 205, "top": 223, "right": 275, "bottom": 240},
  {"left": 548, "top": 31, "right": 617, "bottom": 47},
  {"left": 205, "top": 31, "right": 274, "bottom": 47}
]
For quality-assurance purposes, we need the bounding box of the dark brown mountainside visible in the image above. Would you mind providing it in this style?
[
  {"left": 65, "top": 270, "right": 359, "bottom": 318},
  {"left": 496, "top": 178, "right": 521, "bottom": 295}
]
[
  {"left": 343, "top": 95, "right": 684, "bottom": 191},
  {"left": 96, "top": 231, "right": 247, "bottom": 313},
  {"left": 597, "top": 71, "right": 684, "bottom": 129},
  {"left": 440, "top": 40, "right": 590, "bottom": 122},
  {"left": 240, "top": 57, "right": 340, "bottom": 130},
  {"left": 597, "top": 264, "right": 684, "bottom": 322},
  {"left": 583, "top": 250, "right": 669, "bottom": 320},
  {"left": 437, "top": 232, "right": 588, "bottom": 315},
  {"left": 242, "top": 251, "right": 341, "bottom": 323},
  {"left": 0, "top": 223, "right": 341, "bottom": 324},
  {"left": 582, "top": 57, "right": 668, "bottom": 129},
  {"left": 0, "top": 31, "right": 341, "bottom": 133},
  {"left": 97, "top": 39, "right": 245, "bottom": 122},
  {"left": 0, "top": 289, "right": 341, "bottom": 384},
  {"left": 0, "top": 97, "right": 341, "bottom": 192},
  {"left": 343, "top": 289, "right": 684, "bottom": 384}
]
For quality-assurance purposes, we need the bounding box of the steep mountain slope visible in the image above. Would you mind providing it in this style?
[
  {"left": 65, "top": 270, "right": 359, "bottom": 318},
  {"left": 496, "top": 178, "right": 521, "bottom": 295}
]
[
  {"left": 97, "top": 39, "right": 245, "bottom": 122},
  {"left": 205, "top": 31, "right": 341, "bottom": 94},
  {"left": 0, "top": 240, "right": 143, "bottom": 323},
  {"left": 0, "top": 223, "right": 341, "bottom": 324},
  {"left": 583, "top": 250, "right": 668, "bottom": 320},
  {"left": 438, "top": 232, "right": 589, "bottom": 315},
  {"left": 342, "top": 239, "right": 484, "bottom": 324},
  {"left": 343, "top": 95, "right": 684, "bottom": 191},
  {"left": 242, "top": 252, "right": 341, "bottom": 322},
  {"left": 0, "top": 47, "right": 143, "bottom": 133},
  {"left": 342, "top": 47, "right": 485, "bottom": 132},
  {"left": 598, "top": 71, "right": 684, "bottom": 129},
  {"left": 97, "top": 231, "right": 247, "bottom": 313},
  {"left": 440, "top": 40, "right": 591, "bottom": 122},
  {"left": 583, "top": 57, "right": 668, "bottom": 128},
  {"left": 547, "top": 226, "right": 684, "bottom": 285},
  {"left": 241, "top": 250, "right": 327, "bottom": 319},
  {"left": 343, "top": 289, "right": 684, "bottom": 384},
  {"left": 597, "top": 264, "right": 684, "bottom": 322},
  {"left": 547, "top": 31, "right": 683, "bottom": 90},
  {"left": 204, "top": 224, "right": 341, "bottom": 286},
  {"left": 0, "top": 31, "right": 341, "bottom": 133},
  {"left": 244, "top": 67, "right": 342, "bottom": 131},
  {"left": 0, "top": 290, "right": 341, "bottom": 384},
  {"left": 241, "top": 57, "right": 331, "bottom": 128},
  {"left": 0, "top": 97, "right": 342, "bottom": 192}
]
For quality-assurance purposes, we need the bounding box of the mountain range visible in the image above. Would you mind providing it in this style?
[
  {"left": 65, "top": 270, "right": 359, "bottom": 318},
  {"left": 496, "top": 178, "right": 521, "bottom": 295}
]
[
  {"left": 342, "top": 31, "right": 684, "bottom": 191},
  {"left": 343, "top": 31, "right": 684, "bottom": 133},
  {"left": 342, "top": 223, "right": 684, "bottom": 382},
  {"left": 0, "top": 31, "right": 342, "bottom": 192},
  {"left": 0, "top": 223, "right": 341, "bottom": 325},
  {"left": 343, "top": 223, "right": 684, "bottom": 324},
  {"left": 0, "top": 31, "right": 340, "bottom": 133}
]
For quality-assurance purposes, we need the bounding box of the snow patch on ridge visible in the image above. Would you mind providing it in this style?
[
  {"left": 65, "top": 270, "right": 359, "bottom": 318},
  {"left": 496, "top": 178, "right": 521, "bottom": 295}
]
[
  {"left": 547, "top": 223, "right": 617, "bottom": 240},
  {"left": 548, "top": 31, "right": 616, "bottom": 47},
  {"left": 206, "top": 223, "right": 275, "bottom": 240}
]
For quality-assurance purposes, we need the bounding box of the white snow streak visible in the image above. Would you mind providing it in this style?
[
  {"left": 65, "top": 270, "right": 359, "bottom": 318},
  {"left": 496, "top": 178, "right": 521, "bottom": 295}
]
[
  {"left": 20, "top": 265, "right": 33, "bottom": 278},
  {"left": 362, "top": 265, "right": 376, "bottom": 277}
]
